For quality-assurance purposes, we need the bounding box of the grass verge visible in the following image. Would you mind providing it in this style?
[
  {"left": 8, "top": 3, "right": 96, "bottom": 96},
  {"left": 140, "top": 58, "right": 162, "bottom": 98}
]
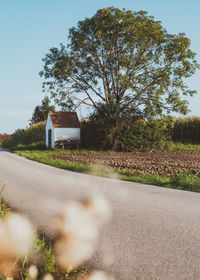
[
  {"left": 16, "top": 150, "right": 92, "bottom": 173},
  {"left": 118, "top": 170, "right": 200, "bottom": 192},
  {"left": 15, "top": 150, "right": 200, "bottom": 193},
  {"left": 166, "top": 141, "right": 200, "bottom": 151}
]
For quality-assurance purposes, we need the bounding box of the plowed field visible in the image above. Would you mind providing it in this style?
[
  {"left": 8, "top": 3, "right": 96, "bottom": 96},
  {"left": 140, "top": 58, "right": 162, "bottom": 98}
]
[{"left": 50, "top": 151, "right": 200, "bottom": 177}]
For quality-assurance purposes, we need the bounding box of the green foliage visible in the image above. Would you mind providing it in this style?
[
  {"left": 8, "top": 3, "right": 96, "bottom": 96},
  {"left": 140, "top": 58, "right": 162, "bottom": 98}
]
[
  {"left": 80, "top": 116, "right": 200, "bottom": 151},
  {"left": 172, "top": 117, "right": 200, "bottom": 143},
  {"left": 0, "top": 197, "right": 10, "bottom": 218},
  {"left": 14, "top": 236, "right": 56, "bottom": 280},
  {"left": 81, "top": 120, "right": 106, "bottom": 150},
  {"left": 64, "top": 267, "right": 87, "bottom": 280},
  {"left": 6, "top": 142, "right": 46, "bottom": 151},
  {"left": 166, "top": 142, "right": 200, "bottom": 151},
  {"left": 40, "top": 7, "right": 199, "bottom": 121},
  {"left": 170, "top": 171, "right": 200, "bottom": 192},
  {"left": 16, "top": 150, "right": 91, "bottom": 173},
  {"left": 118, "top": 118, "right": 174, "bottom": 152},
  {"left": 119, "top": 170, "right": 200, "bottom": 192},
  {"left": 30, "top": 96, "right": 55, "bottom": 125},
  {"left": 2, "top": 123, "right": 45, "bottom": 149},
  {"left": 81, "top": 117, "right": 174, "bottom": 151},
  {"left": 34, "top": 237, "right": 56, "bottom": 276}
]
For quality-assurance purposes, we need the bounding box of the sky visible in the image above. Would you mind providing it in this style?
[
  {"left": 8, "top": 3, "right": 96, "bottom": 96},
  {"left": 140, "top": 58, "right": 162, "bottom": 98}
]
[{"left": 0, "top": 0, "right": 199, "bottom": 134}]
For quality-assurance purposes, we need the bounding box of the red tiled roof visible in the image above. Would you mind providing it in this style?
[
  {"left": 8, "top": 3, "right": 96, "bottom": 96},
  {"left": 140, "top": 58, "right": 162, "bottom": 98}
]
[{"left": 49, "top": 111, "right": 80, "bottom": 128}]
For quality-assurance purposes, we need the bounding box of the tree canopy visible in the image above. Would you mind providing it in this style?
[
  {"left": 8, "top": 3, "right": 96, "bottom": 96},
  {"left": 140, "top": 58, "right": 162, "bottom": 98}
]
[
  {"left": 30, "top": 96, "right": 55, "bottom": 124},
  {"left": 40, "top": 7, "right": 199, "bottom": 120}
]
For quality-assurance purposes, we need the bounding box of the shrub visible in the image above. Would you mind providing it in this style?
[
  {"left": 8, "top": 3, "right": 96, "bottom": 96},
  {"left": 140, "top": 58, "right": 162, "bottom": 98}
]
[
  {"left": 26, "top": 122, "right": 45, "bottom": 143},
  {"left": 13, "top": 122, "right": 45, "bottom": 145},
  {"left": 10, "top": 142, "right": 46, "bottom": 151},
  {"left": 81, "top": 117, "right": 174, "bottom": 152},
  {"left": 1, "top": 122, "right": 45, "bottom": 149},
  {"left": 81, "top": 120, "right": 105, "bottom": 150},
  {"left": 81, "top": 119, "right": 121, "bottom": 150},
  {"left": 118, "top": 118, "right": 174, "bottom": 152},
  {"left": 1, "top": 138, "right": 16, "bottom": 149}
]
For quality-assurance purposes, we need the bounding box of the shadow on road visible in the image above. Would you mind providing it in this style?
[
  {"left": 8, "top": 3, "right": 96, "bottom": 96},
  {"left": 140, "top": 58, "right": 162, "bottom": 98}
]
[{"left": 0, "top": 148, "right": 10, "bottom": 152}]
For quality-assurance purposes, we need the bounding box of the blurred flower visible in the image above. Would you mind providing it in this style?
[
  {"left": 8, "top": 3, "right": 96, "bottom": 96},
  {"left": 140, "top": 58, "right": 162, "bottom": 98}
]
[
  {"left": 55, "top": 235, "right": 94, "bottom": 268},
  {"left": 83, "top": 196, "right": 112, "bottom": 224},
  {"left": 4, "top": 214, "right": 33, "bottom": 255},
  {"left": 85, "top": 271, "right": 114, "bottom": 280},
  {"left": 55, "top": 201, "right": 99, "bottom": 240},
  {"left": 42, "top": 273, "right": 54, "bottom": 280},
  {"left": 0, "top": 214, "right": 33, "bottom": 275},
  {"left": 28, "top": 264, "right": 38, "bottom": 280},
  {"left": 53, "top": 196, "right": 111, "bottom": 269}
]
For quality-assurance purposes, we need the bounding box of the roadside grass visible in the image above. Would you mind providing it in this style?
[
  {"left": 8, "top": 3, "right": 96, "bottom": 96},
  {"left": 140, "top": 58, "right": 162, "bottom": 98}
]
[
  {"left": 33, "top": 237, "right": 87, "bottom": 280},
  {"left": 15, "top": 150, "right": 200, "bottom": 193},
  {"left": 16, "top": 150, "right": 92, "bottom": 173},
  {"left": 0, "top": 196, "right": 10, "bottom": 218},
  {"left": 118, "top": 170, "right": 200, "bottom": 192},
  {"left": 1, "top": 141, "right": 46, "bottom": 151},
  {"left": 166, "top": 141, "right": 200, "bottom": 151}
]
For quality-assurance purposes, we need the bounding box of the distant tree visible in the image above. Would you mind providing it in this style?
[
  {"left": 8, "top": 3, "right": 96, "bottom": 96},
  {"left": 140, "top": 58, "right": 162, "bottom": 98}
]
[
  {"left": 54, "top": 94, "right": 76, "bottom": 111},
  {"left": 30, "top": 96, "right": 55, "bottom": 124},
  {"left": 40, "top": 7, "right": 199, "bottom": 121}
]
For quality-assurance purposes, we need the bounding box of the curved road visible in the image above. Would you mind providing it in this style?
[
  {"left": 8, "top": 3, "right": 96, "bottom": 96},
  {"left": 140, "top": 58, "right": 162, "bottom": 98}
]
[{"left": 1, "top": 148, "right": 200, "bottom": 279}]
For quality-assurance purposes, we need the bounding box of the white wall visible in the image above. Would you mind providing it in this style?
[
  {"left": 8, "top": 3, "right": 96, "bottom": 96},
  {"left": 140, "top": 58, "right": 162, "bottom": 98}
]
[
  {"left": 54, "top": 128, "right": 80, "bottom": 142},
  {"left": 45, "top": 114, "right": 55, "bottom": 148}
]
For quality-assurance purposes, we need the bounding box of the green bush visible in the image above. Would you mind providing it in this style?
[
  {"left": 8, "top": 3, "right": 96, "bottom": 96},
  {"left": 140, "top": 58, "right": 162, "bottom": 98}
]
[
  {"left": 2, "top": 141, "right": 46, "bottom": 151},
  {"left": 12, "top": 123, "right": 45, "bottom": 145},
  {"left": 81, "top": 118, "right": 174, "bottom": 152},
  {"left": 118, "top": 118, "right": 174, "bottom": 152},
  {"left": 1, "top": 122, "right": 45, "bottom": 149},
  {"left": 12, "top": 142, "right": 46, "bottom": 151},
  {"left": 1, "top": 138, "right": 15, "bottom": 149},
  {"left": 81, "top": 120, "right": 105, "bottom": 149},
  {"left": 81, "top": 119, "right": 121, "bottom": 150}
]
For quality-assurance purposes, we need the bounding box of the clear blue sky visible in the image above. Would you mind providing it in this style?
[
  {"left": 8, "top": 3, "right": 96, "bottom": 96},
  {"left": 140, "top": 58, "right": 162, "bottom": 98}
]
[{"left": 0, "top": 0, "right": 199, "bottom": 133}]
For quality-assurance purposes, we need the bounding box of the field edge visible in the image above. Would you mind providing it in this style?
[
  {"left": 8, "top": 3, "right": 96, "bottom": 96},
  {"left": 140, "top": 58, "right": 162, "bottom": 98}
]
[{"left": 14, "top": 150, "right": 200, "bottom": 193}]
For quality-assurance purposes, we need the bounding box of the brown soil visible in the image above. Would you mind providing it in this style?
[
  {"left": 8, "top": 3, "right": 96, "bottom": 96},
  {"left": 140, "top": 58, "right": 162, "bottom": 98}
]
[{"left": 50, "top": 151, "right": 200, "bottom": 177}]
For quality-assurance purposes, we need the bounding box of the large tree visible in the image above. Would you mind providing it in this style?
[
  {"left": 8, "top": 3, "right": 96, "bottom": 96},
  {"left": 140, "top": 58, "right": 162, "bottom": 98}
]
[{"left": 40, "top": 7, "right": 199, "bottom": 120}]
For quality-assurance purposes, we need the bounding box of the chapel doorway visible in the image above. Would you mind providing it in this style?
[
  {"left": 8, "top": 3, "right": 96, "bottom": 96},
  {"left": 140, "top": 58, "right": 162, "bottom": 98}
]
[{"left": 48, "top": 129, "right": 52, "bottom": 148}]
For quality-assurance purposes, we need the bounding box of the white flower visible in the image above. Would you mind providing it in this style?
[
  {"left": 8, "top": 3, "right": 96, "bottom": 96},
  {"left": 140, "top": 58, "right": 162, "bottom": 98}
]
[
  {"left": 56, "top": 202, "right": 99, "bottom": 240},
  {"left": 0, "top": 214, "right": 33, "bottom": 257},
  {"left": 42, "top": 273, "right": 54, "bottom": 280},
  {"left": 86, "top": 271, "right": 114, "bottom": 280},
  {"left": 55, "top": 236, "right": 94, "bottom": 268},
  {"left": 4, "top": 214, "right": 33, "bottom": 256},
  {"left": 0, "top": 214, "right": 33, "bottom": 275},
  {"left": 84, "top": 196, "right": 112, "bottom": 224},
  {"left": 53, "top": 196, "right": 111, "bottom": 269},
  {"left": 28, "top": 265, "right": 38, "bottom": 280}
]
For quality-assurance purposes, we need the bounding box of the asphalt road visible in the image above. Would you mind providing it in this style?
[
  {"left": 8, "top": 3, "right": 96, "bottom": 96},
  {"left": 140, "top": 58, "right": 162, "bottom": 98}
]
[{"left": 1, "top": 148, "right": 200, "bottom": 279}]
